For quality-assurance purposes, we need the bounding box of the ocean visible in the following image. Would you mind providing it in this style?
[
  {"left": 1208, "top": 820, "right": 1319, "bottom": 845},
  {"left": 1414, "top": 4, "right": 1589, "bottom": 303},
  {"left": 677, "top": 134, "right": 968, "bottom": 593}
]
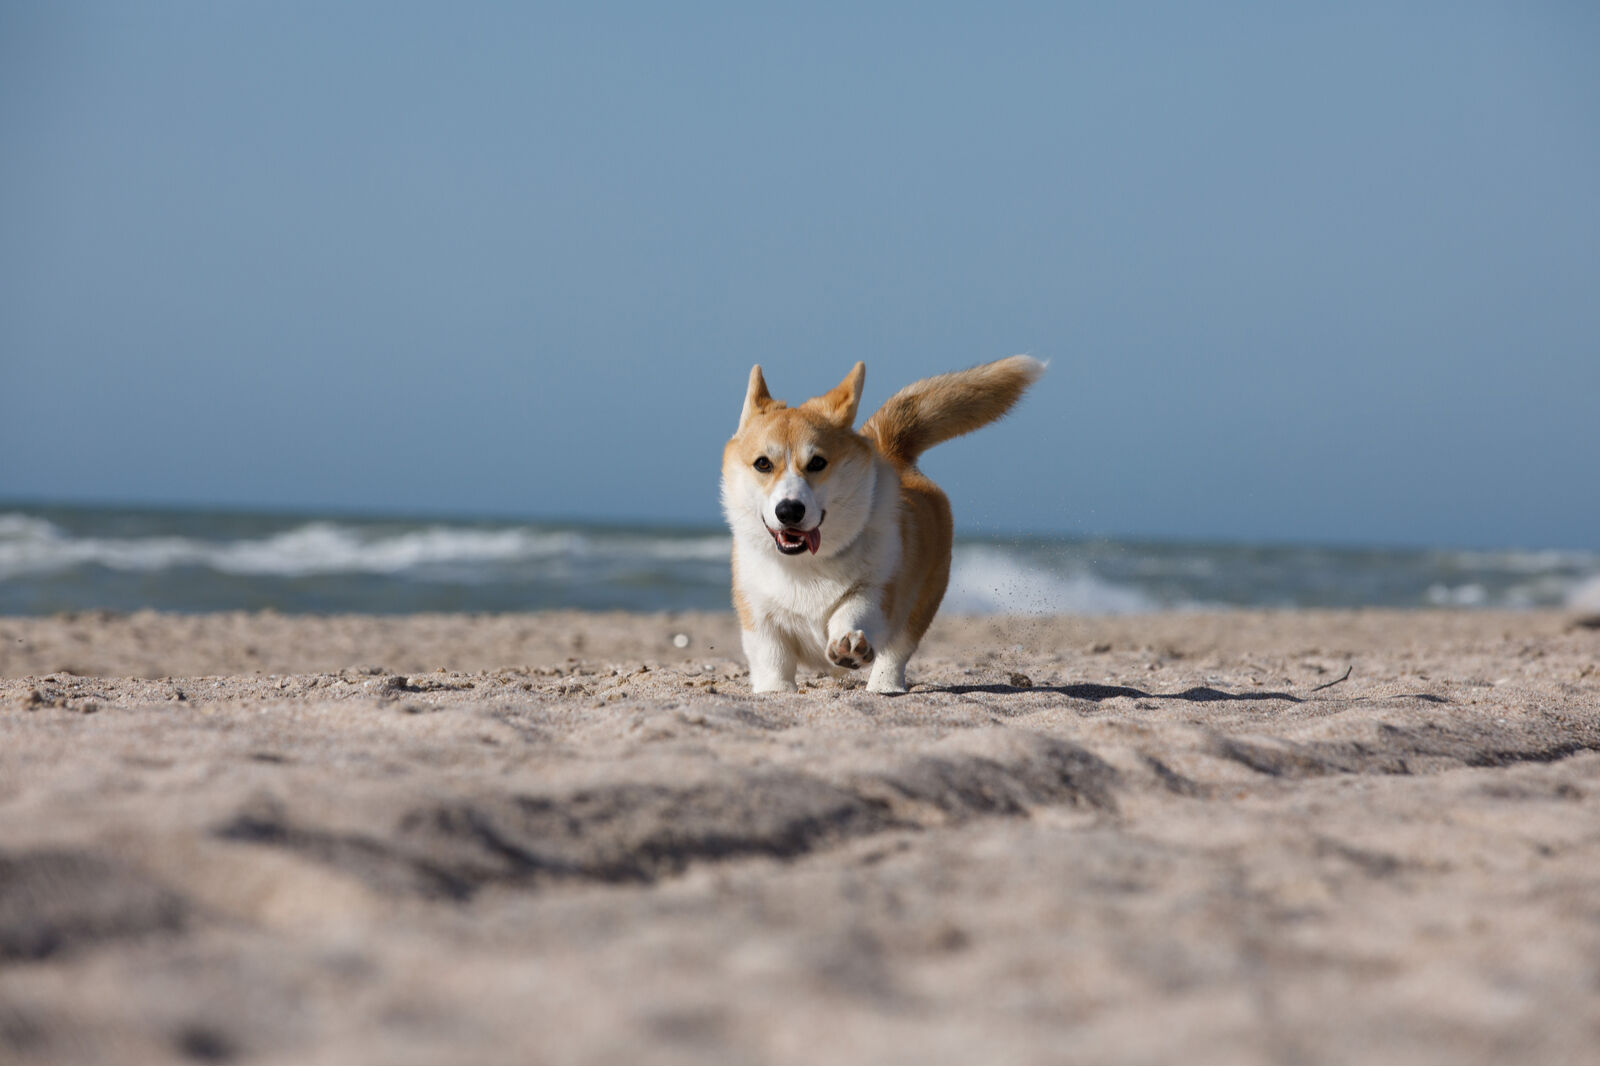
[{"left": 2, "top": 503, "right": 1597, "bottom": 617}]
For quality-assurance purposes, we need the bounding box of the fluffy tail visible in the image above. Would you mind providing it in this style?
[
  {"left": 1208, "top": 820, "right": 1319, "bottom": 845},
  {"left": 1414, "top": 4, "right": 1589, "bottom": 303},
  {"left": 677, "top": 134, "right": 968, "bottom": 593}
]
[{"left": 861, "top": 355, "right": 1045, "bottom": 467}]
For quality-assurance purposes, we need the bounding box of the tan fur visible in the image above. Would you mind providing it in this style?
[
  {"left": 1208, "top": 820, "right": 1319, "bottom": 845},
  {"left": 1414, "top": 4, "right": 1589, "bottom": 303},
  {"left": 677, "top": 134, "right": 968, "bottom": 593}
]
[
  {"left": 887, "top": 467, "right": 954, "bottom": 649},
  {"left": 722, "top": 355, "right": 1043, "bottom": 694},
  {"left": 861, "top": 355, "right": 1044, "bottom": 468}
]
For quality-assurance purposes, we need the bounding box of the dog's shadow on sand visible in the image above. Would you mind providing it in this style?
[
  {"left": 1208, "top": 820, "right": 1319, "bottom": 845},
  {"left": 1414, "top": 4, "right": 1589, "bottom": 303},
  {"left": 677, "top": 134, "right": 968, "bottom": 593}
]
[{"left": 929, "top": 682, "right": 1303, "bottom": 704}]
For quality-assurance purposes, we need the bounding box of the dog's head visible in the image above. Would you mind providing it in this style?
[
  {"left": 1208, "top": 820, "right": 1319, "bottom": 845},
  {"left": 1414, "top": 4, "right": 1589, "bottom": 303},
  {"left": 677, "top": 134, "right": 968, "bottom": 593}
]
[{"left": 721, "top": 362, "right": 877, "bottom": 559}]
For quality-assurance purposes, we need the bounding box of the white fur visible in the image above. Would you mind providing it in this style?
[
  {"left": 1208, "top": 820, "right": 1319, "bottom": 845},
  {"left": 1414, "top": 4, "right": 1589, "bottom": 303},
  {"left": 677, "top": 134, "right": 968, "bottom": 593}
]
[
  {"left": 764, "top": 469, "right": 820, "bottom": 532},
  {"left": 722, "top": 450, "right": 906, "bottom": 693}
]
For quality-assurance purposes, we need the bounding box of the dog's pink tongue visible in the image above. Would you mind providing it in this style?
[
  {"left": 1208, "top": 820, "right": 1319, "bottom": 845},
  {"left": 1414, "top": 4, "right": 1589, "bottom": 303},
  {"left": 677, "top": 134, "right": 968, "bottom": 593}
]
[{"left": 804, "top": 528, "right": 821, "bottom": 554}]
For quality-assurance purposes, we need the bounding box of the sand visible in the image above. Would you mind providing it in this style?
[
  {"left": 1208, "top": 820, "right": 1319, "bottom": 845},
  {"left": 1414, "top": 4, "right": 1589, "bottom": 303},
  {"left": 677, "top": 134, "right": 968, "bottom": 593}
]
[{"left": 1, "top": 608, "right": 1598, "bottom": 1064}]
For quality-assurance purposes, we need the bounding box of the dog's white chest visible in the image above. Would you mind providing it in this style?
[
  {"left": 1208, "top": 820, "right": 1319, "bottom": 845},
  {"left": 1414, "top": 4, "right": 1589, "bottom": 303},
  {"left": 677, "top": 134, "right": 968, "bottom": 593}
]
[{"left": 743, "top": 551, "right": 854, "bottom": 617}]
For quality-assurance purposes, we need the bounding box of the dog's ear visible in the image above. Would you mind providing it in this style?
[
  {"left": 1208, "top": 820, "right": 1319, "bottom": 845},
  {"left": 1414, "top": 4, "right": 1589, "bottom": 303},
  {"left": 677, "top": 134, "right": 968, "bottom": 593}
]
[
  {"left": 739, "top": 365, "right": 776, "bottom": 430},
  {"left": 805, "top": 362, "right": 865, "bottom": 428}
]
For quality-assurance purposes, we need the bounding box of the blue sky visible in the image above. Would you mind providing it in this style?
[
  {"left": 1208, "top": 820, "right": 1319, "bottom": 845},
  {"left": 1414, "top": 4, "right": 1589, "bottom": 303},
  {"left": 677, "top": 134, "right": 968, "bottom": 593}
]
[{"left": 3, "top": 2, "right": 1596, "bottom": 548}]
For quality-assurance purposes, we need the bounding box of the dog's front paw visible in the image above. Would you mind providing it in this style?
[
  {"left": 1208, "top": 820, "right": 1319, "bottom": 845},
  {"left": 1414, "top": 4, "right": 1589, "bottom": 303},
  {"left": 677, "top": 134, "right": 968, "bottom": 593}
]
[{"left": 827, "top": 630, "right": 876, "bottom": 670}]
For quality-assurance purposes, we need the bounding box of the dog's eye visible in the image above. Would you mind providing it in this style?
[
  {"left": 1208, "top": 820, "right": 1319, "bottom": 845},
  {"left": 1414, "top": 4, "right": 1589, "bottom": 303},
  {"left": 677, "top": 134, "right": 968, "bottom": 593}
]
[
  {"left": 805, "top": 456, "right": 828, "bottom": 473},
  {"left": 753, "top": 457, "right": 773, "bottom": 473}
]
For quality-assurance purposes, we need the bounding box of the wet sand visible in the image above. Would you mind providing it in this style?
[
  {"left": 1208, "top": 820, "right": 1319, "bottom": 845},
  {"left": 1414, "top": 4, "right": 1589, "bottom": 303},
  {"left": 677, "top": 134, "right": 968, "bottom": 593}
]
[{"left": 2, "top": 609, "right": 1598, "bottom": 1063}]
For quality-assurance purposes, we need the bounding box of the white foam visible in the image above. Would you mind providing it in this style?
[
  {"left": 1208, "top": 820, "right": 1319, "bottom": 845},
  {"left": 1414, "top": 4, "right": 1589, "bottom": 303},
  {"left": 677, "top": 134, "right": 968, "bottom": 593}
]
[
  {"left": 1440, "top": 548, "right": 1600, "bottom": 574},
  {"left": 944, "top": 546, "right": 1157, "bottom": 615},
  {"left": 601, "top": 534, "right": 732, "bottom": 562},
  {"left": 1567, "top": 573, "right": 1600, "bottom": 613},
  {"left": 217, "top": 523, "right": 590, "bottom": 575},
  {"left": 0, "top": 513, "right": 62, "bottom": 540},
  {"left": 0, "top": 517, "right": 593, "bottom": 579},
  {"left": 1425, "top": 582, "right": 1489, "bottom": 607}
]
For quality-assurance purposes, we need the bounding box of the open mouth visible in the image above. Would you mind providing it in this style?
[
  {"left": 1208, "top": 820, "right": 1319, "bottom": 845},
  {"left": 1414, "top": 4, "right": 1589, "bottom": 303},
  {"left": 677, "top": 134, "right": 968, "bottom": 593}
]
[{"left": 768, "top": 512, "right": 824, "bottom": 556}]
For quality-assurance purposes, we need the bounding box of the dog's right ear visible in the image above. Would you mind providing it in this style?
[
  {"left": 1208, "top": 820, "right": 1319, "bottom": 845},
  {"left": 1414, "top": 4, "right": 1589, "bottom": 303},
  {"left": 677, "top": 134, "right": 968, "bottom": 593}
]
[{"left": 739, "top": 365, "right": 776, "bottom": 430}]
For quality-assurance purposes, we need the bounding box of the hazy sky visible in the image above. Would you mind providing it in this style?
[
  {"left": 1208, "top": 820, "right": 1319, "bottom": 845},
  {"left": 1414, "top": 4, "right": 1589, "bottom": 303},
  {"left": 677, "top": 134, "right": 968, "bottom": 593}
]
[{"left": 3, "top": 2, "right": 1596, "bottom": 548}]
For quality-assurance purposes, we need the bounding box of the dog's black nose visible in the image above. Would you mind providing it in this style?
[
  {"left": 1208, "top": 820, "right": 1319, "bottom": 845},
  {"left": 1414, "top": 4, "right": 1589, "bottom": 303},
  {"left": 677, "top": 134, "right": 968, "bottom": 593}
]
[{"left": 774, "top": 499, "right": 806, "bottom": 526}]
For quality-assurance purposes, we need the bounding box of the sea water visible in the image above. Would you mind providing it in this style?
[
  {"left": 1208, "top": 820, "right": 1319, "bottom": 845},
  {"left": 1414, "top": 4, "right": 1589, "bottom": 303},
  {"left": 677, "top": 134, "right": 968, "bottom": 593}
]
[{"left": 1, "top": 503, "right": 1597, "bottom": 616}]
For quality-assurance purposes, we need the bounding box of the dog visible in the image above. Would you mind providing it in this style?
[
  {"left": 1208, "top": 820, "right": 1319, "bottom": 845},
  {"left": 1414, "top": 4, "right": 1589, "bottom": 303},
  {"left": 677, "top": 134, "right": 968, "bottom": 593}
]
[{"left": 721, "top": 355, "right": 1044, "bottom": 693}]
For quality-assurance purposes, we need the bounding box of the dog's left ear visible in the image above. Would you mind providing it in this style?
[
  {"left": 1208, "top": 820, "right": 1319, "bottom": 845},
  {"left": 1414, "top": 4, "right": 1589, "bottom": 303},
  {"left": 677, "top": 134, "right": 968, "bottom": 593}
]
[{"left": 806, "top": 362, "right": 865, "bottom": 428}]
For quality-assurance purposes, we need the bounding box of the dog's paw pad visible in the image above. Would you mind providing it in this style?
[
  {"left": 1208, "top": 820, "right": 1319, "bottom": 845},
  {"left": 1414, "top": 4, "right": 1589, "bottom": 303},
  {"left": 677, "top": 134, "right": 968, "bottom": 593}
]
[{"left": 827, "top": 631, "right": 875, "bottom": 670}]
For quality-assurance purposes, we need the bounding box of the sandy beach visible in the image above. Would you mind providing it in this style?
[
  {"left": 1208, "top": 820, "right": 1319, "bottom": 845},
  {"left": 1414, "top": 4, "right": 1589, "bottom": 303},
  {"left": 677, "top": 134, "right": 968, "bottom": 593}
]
[{"left": 2, "top": 608, "right": 1598, "bottom": 1063}]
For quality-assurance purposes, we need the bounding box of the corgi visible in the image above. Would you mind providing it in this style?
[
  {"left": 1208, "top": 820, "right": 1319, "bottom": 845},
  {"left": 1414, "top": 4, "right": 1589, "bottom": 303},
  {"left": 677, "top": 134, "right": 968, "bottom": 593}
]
[{"left": 721, "top": 355, "right": 1045, "bottom": 694}]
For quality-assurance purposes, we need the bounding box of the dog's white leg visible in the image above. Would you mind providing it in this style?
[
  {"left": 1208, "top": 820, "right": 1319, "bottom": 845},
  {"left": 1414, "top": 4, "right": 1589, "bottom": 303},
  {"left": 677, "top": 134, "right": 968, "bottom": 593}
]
[
  {"left": 864, "top": 624, "right": 917, "bottom": 694},
  {"left": 825, "top": 597, "right": 885, "bottom": 673},
  {"left": 743, "top": 629, "right": 797, "bottom": 693},
  {"left": 866, "top": 639, "right": 912, "bottom": 694}
]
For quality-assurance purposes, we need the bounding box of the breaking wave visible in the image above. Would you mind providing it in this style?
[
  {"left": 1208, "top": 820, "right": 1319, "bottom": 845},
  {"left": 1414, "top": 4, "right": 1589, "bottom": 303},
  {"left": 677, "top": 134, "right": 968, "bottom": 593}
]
[
  {"left": 945, "top": 547, "right": 1156, "bottom": 615},
  {"left": 2, "top": 506, "right": 1597, "bottom": 615},
  {"left": 0, "top": 514, "right": 730, "bottom": 581}
]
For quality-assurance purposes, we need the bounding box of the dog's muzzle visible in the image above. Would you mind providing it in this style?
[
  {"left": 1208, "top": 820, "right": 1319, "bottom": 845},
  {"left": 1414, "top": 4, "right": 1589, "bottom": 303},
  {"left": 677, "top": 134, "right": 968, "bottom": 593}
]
[{"left": 768, "top": 511, "right": 824, "bottom": 555}]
